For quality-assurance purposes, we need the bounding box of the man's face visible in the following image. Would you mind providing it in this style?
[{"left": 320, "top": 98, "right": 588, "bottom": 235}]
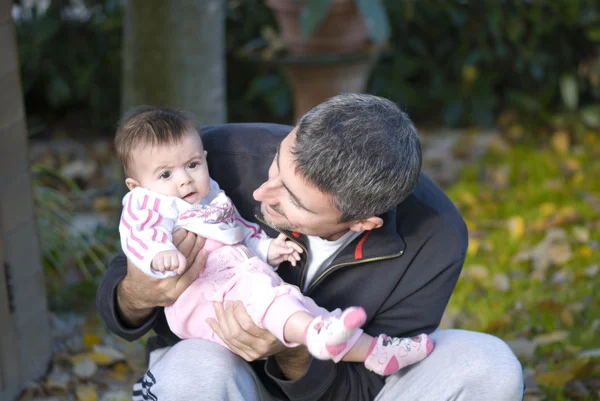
[
  {"left": 128, "top": 132, "right": 211, "bottom": 205},
  {"left": 253, "top": 127, "right": 352, "bottom": 241}
]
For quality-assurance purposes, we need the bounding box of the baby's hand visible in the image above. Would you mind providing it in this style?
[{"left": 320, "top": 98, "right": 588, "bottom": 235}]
[
  {"left": 151, "top": 250, "right": 187, "bottom": 274},
  {"left": 267, "top": 233, "right": 303, "bottom": 266}
]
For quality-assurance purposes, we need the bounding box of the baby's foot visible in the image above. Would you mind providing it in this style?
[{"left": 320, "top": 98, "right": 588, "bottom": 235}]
[
  {"left": 365, "top": 333, "right": 433, "bottom": 376},
  {"left": 304, "top": 307, "right": 367, "bottom": 361}
]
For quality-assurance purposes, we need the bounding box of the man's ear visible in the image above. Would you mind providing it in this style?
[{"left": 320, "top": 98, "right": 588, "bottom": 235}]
[
  {"left": 125, "top": 178, "right": 140, "bottom": 191},
  {"left": 348, "top": 216, "right": 384, "bottom": 232}
]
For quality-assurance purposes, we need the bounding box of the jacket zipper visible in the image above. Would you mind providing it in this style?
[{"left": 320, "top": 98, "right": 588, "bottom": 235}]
[
  {"left": 306, "top": 250, "right": 404, "bottom": 295},
  {"left": 255, "top": 215, "right": 404, "bottom": 294}
]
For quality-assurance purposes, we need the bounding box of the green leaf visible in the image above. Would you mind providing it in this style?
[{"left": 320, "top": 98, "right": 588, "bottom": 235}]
[
  {"left": 559, "top": 74, "right": 579, "bottom": 111},
  {"left": 356, "top": 0, "right": 390, "bottom": 43},
  {"left": 300, "top": 0, "right": 335, "bottom": 39}
]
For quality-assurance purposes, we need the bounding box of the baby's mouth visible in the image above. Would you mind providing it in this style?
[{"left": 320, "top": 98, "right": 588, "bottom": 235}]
[{"left": 182, "top": 192, "right": 197, "bottom": 201}]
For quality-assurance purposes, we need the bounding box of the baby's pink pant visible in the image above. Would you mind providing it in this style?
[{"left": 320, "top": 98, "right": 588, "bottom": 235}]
[{"left": 164, "top": 240, "right": 328, "bottom": 349}]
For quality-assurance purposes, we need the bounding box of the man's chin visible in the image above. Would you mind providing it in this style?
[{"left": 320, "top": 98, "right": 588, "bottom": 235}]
[{"left": 261, "top": 204, "right": 292, "bottom": 231}]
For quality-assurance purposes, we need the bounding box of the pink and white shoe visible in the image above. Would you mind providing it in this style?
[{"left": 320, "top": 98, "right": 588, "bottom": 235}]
[
  {"left": 365, "top": 333, "right": 434, "bottom": 376},
  {"left": 304, "top": 307, "right": 367, "bottom": 361}
]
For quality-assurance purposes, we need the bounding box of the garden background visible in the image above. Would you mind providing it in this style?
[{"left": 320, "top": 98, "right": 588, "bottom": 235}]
[{"left": 4, "top": 0, "right": 600, "bottom": 400}]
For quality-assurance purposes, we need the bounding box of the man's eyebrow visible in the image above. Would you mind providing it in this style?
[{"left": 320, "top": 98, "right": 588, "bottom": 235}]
[{"left": 275, "top": 140, "right": 316, "bottom": 214}]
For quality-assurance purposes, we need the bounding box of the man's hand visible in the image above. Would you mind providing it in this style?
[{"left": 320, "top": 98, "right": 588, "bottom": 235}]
[
  {"left": 206, "top": 301, "right": 287, "bottom": 361},
  {"left": 116, "top": 229, "right": 208, "bottom": 327}
]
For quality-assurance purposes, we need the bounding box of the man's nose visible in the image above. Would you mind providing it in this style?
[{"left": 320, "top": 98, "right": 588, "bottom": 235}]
[{"left": 253, "top": 178, "right": 281, "bottom": 203}]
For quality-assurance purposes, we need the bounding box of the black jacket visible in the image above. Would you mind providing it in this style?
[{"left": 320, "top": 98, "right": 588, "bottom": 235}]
[{"left": 97, "top": 123, "right": 468, "bottom": 401}]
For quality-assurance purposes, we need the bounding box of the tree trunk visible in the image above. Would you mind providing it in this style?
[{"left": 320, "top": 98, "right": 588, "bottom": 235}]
[
  {"left": 122, "top": 0, "right": 226, "bottom": 124},
  {"left": 0, "top": 1, "right": 51, "bottom": 399}
]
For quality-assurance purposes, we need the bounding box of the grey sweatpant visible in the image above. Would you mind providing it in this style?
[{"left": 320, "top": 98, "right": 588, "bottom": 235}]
[{"left": 132, "top": 329, "right": 524, "bottom": 401}]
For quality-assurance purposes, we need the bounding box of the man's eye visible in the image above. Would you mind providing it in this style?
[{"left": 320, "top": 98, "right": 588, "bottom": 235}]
[
  {"left": 188, "top": 162, "right": 198, "bottom": 169},
  {"left": 160, "top": 171, "right": 171, "bottom": 179}
]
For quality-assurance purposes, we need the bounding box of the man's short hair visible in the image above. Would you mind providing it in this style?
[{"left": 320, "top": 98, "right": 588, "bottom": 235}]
[
  {"left": 293, "top": 93, "right": 422, "bottom": 222},
  {"left": 114, "top": 106, "right": 197, "bottom": 176}
]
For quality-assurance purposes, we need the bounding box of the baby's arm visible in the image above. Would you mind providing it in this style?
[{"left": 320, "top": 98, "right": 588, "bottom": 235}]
[{"left": 119, "top": 189, "right": 183, "bottom": 277}]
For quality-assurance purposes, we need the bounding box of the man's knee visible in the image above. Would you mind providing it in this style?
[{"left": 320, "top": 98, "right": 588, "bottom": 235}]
[
  {"left": 439, "top": 330, "right": 524, "bottom": 399},
  {"left": 139, "top": 340, "right": 262, "bottom": 400}
]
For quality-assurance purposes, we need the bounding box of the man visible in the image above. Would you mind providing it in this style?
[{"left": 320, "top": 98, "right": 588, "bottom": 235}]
[{"left": 97, "top": 94, "right": 524, "bottom": 400}]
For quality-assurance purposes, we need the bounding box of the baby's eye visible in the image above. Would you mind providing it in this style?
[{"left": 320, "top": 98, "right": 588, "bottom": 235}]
[
  {"left": 159, "top": 171, "right": 171, "bottom": 179},
  {"left": 188, "top": 162, "right": 198, "bottom": 169}
]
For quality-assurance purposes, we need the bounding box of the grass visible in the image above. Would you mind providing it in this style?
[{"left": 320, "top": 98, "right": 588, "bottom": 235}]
[{"left": 445, "top": 131, "right": 600, "bottom": 399}]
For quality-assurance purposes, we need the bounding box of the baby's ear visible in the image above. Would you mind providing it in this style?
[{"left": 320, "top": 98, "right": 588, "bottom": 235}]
[{"left": 125, "top": 178, "right": 139, "bottom": 191}]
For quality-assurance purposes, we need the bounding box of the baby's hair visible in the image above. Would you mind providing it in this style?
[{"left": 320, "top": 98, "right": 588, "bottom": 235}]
[{"left": 115, "top": 105, "right": 198, "bottom": 176}]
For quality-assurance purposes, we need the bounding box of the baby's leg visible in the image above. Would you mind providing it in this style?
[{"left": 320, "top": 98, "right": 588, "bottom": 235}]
[
  {"left": 291, "top": 307, "right": 367, "bottom": 361},
  {"left": 341, "top": 333, "right": 434, "bottom": 376}
]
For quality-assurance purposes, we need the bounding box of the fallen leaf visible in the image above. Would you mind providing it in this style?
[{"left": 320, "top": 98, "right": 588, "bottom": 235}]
[
  {"left": 559, "top": 158, "right": 581, "bottom": 177},
  {"left": 462, "top": 265, "right": 489, "bottom": 282},
  {"left": 507, "top": 216, "right": 525, "bottom": 239},
  {"left": 576, "top": 245, "right": 593, "bottom": 258},
  {"left": 89, "top": 345, "right": 126, "bottom": 366},
  {"left": 76, "top": 386, "right": 98, "bottom": 401},
  {"left": 73, "top": 358, "right": 97, "bottom": 379},
  {"left": 467, "top": 238, "right": 480, "bottom": 256},
  {"left": 560, "top": 309, "right": 575, "bottom": 328},
  {"left": 506, "top": 339, "right": 537, "bottom": 359},
  {"left": 485, "top": 315, "right": 512, "bottom": 332},
  {"left": 563, "top": 380, "right": 591, "bottom": 399},
  {"left": 459, "top": 191, "right": 477, "bottom": 207},
  {"left": 584, "top": 264, "right": 599, "bottom": 277},
  {"left": 45, "top": 366, "right": 71, "bottom": 392},
  {"left": 533, "top": 331, "right": 569, "bottom": 346},
  {"left": 578, "top": 349, "right": 600, "bottom": 358},
  {"left": 492, "top": 273, "right": 510, "bottom": 292},
  {"left": 551, "top": 130, "right": 570, "bottom": 154},
  {"left": 539, "top": 202, "right": 557, "bottom": 217},
  {"left": 536, "top": 370, "right": 574, "bottom": 388},
  {"left": 572, "top": 226, "right": 590, "bottom": 242},
  {"left": 83, "top": 333, "right": 101, "bottom": 349}
]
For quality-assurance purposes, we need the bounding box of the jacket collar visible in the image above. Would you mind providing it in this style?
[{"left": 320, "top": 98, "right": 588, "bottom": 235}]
[{"left": 255, "top": 208, "right": 406, "bottom": 265}]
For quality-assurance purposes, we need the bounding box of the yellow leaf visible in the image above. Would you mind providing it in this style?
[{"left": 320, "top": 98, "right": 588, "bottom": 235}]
[
  {"left": 88, "top": 352, "right": 114, "bottom": 366},
  {"left": 467, "top": 238, "right": 480, "bottom": 257},
  {"left": 572, "top": 172, "right": 584, "bottom": 185},
  {"left": 577, "top": 246, "right": 593, "bottom": 258},
  {"left": 551, "top": 130, "right": 570, "bottom": 154},
  {"left": 460, "top": 192, "right": 477, "bottom": 207},
  {"left": 507, "top": 216, "right": 525, "bottom": 239},
  {"left": 76, "top": 386, "right": 98, "bottom": 401},
  {"left": 464, "top": 219, "right": 476, "bottom": 232},
  {"left": 112, "top": 362, "right": 130, "bottom": 374},
  {"left": 70, "top": 353, "right": 91, "bottom": 365},
  {"left": 539, "top": 202, "right": 557, "bottom": 217},
  {"left": 83, "top": 333, "right": 101, "bottom": 350}
]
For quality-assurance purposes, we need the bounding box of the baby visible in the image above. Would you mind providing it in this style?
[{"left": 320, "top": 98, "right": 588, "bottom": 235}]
[{"left": 115, "top": 106, "right": 434, "bottom": 375}]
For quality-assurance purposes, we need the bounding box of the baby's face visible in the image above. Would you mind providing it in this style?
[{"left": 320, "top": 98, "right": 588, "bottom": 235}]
[{"left": 128, "top": 132, "right": 210, "bottom": 204}]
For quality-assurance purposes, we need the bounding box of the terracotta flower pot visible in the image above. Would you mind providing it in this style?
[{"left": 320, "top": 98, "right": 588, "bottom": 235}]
[{"left": 265, "top": 0, "right": 368, "bottom": 56}]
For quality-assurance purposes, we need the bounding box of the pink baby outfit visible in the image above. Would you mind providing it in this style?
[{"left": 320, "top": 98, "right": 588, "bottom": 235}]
[{"left": 119, "top": 179, "right": 343, "bottom": 350}]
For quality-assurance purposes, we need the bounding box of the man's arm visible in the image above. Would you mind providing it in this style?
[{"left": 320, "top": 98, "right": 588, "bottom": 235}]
[{"left": 96, "top": 230, "right": 208, "bottom": 341}]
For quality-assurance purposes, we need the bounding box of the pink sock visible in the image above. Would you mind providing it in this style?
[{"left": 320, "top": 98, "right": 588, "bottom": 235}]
[
  {"left": 304, "top": 307, "right": 366, "bottom": 361},
  {"left": 365, "top": 333, "right": 434, "bottom": 376}
]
